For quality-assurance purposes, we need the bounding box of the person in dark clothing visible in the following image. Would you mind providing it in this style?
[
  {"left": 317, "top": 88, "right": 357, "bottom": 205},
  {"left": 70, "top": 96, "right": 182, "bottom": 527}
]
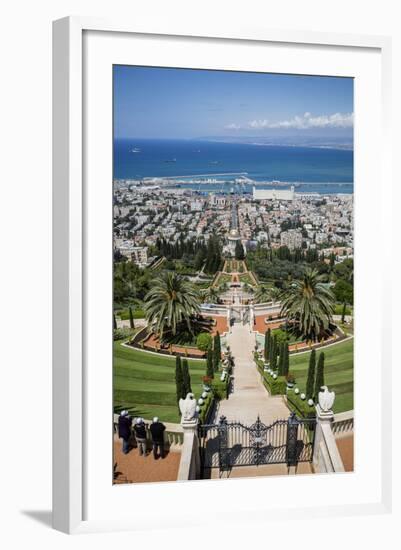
[
  {"left": 149, "top": 417, "right": 166, "bottom": 459},
  {"left": 133, "top": 418, "right": 148, "bottom": 457},
  {"left": 118, "top": 410, "right": 132, "bottom": 454}
]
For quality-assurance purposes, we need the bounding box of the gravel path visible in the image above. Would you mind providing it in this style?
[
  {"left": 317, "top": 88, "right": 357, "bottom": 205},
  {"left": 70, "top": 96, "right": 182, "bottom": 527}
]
[{"left": 113, "top": 439, "right": 180, "bottom": 484}]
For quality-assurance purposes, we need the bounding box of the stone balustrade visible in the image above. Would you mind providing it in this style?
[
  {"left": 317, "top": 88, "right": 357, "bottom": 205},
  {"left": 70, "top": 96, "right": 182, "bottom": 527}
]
[
  {"left": 332, "top": 410, "right": 354, "bottom": 437},
  {"left": 113, "top": 414, "right": 184, "bottom": 447}
]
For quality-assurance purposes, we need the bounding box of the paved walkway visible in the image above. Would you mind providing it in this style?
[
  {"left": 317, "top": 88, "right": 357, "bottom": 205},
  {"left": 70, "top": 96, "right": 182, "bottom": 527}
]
[
  {"left": 215, "top": 323, "right": 290, "bottom": 425},
  {"left": 210, "top": 462, "right": 312, "bottom": 479}
]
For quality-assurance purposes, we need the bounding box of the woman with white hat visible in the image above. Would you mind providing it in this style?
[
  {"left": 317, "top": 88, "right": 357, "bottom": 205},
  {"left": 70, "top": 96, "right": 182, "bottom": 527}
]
[{"left": 118, "top": 410, "right": 132, "bottom": 455}]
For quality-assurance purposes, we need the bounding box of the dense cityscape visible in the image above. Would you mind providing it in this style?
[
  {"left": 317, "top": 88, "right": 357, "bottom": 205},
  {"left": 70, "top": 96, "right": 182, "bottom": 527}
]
[{"left": 113, "top": 180, "right": 353, "bottom": 276}]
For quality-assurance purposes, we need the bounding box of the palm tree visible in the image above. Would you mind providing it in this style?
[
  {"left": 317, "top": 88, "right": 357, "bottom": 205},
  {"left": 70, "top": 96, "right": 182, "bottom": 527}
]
[
  {"left": 268, "top": 287, "right": 281, "bottom": 305},
  {"left": 280, "top": 268, "right": 335, "bottom": 341},
  {"left": 201, "top": 286, "right": 220, "bottom": 304},
  {"left": 144, "top": 272, "right": 201, "bottom": 340},
  {"left": 254, "top": 284, "right": 271, "bottom": 303},
  {"left": 254, "top": 285, "right": 280, "bottom": 304}
]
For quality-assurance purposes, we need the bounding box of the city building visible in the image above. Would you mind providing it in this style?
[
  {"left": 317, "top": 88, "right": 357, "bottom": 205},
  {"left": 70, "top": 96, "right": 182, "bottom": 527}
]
[
  {"left": 253, "top": 186, "right": 295, "bottom": 201},
  {"left": 280, "top": 229, "right": 303, "bottom": 250},
  {"left": 131, "top": 246, "right": 148, "bottom": 267},
  {"left": 118, "top": 241, "right": 148, "bottom": 267},
  {"left": 209, "top": 194, "right": 227, "bottom": 207}
]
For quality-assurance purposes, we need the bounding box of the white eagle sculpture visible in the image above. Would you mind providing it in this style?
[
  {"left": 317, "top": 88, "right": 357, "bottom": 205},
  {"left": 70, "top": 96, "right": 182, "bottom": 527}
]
[
  {"left": 179, "top": 392, "right": 197, "bottom": 421},
  {"left": 318, "top": 386, "right": 335, "bottom": 412}
]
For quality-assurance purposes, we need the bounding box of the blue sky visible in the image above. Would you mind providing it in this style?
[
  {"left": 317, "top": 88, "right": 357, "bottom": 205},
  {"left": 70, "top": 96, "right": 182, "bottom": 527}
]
[{"left": 113, "top": 65, "right": 353, "bottom": 140}]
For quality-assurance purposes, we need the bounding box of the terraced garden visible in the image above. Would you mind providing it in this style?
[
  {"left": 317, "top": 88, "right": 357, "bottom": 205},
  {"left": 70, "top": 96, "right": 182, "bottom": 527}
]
[
  {"left": 114, "top": 341, "right": 206, "bottom": 423},
  {"left": 288, "top": 338, "right": 354, "bottom": 413}
]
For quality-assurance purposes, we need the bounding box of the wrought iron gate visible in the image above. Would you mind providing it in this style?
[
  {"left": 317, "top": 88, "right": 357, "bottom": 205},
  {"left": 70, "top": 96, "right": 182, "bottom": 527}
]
[
  {"left": 198, "top": 413, "right": 315, "bottom": 473},
  {"left": 230, "top": 307, "right": 242, "bottom": 323}
]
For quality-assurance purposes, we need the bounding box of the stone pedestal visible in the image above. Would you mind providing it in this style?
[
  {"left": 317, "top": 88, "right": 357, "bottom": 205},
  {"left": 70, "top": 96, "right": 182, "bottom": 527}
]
[
  {"left": 249, "top": 305, "right": 254, "bottom": 333},
  {"left": 313, "top": 405, "right": 344, "bottom": 473},
  {"left": 177, "top": 418, "right": 200, "bottom": 481}
]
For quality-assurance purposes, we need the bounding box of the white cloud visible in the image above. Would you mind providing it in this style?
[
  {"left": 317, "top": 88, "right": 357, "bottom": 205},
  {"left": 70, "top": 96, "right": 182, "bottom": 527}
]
[
  {"left": 225, "top": 112, "right": 354, "bottom": 131},
  {"left": 249, "top": 119, "right": 270, "bottom": 129},
  {"left": 267, "top": 112, "right": 354, "bottom": 129},
  {"left": 224, "top": 123, "right": 242, "bottom": 130}
]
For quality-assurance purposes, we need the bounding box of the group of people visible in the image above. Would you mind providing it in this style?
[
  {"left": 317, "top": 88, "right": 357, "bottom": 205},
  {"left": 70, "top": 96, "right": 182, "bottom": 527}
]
[{"left": 118, "top": 411, "right": 166, "bottom": 459}]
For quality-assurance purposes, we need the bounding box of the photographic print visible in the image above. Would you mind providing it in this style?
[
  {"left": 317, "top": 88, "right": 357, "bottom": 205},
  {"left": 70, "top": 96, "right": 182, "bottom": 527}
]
[{"left": 113, "top": 66, "right": 354, "bottom": 484}]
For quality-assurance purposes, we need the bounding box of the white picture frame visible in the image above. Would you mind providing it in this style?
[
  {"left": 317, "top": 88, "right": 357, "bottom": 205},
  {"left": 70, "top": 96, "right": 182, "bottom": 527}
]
[{"left": 52, "top": 16, "right": 392, "bottom": 534}]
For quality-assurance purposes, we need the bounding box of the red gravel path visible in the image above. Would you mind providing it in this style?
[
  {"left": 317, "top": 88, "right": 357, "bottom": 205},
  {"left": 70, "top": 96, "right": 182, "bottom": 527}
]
[
  {"left": 336, "top": 434, "right": 354, "bottom": 472},
  {"left": 113, "top": 440, "right": 181, "bottom": 484},
  {"left": 212, "top": 315, "right": 228, "bottom": 335}
]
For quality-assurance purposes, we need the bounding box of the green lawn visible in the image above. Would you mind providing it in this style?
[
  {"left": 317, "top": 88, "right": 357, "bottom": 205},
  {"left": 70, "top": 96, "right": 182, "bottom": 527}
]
[
  {"left": 334, "top": 303, "right": 352, "bottom": 316},
  {"left": 215, "top": 273, "right": 232, "bottom": 286},
  {"left": 289, "top": 338, "right": 354, "bottom": 413},
  {"left": 239, "top": 273, "right": 255, "bottom": 285},
  {"left": 113, "top": 341, "right": 206, "bottom": 423},
  {"left": 116, "top": 308, "right": 145, "bottom": 320}
]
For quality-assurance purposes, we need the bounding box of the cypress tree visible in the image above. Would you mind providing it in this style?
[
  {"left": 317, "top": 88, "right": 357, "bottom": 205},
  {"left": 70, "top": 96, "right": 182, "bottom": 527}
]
[
  {"left": 314, "top": 352, "right": 325, "bottom": 400},
  {"left": 206, "top": 346, "right": 214, "bottom": 379},
  {"left": 341, "top": 302, "right": 347, "bottom": 323},
  {"left": 306, "top": 349, "right": 316, "bottom": 399},
  {"left": 213, "top": 333, "right": 221, "bottom": 371},
  {"left": 215, "top": 331, "right": 221, "bottom": 357},
  {"left": 175, "top": 356, "right": 184, "bottom": 411},
  {"left": 181, "top": 359, "right": 192, "bottom": 395},
  {"left": 283, "top": 343, "right": 290, "bottom": 376},
  {"left": 278, "top": 341, "right": 285, "bottom": 375},
  {"left": 113, "top": 313, "right": 117, "bottom": 330},
  {"left": 270, "top": 335, "right": 277, "bottom": 370},
  {"left": 128, "top": 306, "right": 135, "bottom": 329},
  {"left": 264, "top": 329, "right": 271, "bottom": 362}
]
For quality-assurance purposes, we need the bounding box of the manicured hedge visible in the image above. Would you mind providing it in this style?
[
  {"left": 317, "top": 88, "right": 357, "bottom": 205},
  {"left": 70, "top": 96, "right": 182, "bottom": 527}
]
[
  {"left": 254, "top": 354, "right": 286, "bottom": 395},
  {"left": 262, "top": 374, "right": 287, "bottom": 395},
  {"left": 211, "top": 376, "right": 230, "bottom": 400},
  {"left": 286, "top": 388, "right": 316, "bottom": 419},
  {"left": 198, "top": 392, "right": 214, "bottom": 424}
]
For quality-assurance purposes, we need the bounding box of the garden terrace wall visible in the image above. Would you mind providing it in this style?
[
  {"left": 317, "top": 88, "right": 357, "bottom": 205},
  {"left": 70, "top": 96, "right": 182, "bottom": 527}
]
[
  {"left": 127, "top": 326, "right": 206, "bottom": 359},
  {"left": 288, "top": 331, "right": 344, "bottom": 355}
]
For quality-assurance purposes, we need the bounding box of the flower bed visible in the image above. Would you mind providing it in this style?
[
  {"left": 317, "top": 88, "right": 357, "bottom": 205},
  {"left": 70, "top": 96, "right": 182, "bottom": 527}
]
[{"left": 127, "top": 327, "right": 206, "bottom": 358}]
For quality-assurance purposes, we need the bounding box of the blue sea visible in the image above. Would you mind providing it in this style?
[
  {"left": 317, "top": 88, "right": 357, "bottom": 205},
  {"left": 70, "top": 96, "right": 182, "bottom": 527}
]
[{"left": 114, "top": 138, "right": 354, "bottom": 194}]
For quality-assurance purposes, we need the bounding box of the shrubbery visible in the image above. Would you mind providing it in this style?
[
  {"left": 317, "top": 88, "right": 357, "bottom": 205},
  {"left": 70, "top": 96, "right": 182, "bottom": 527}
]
[
  {"left": 254, "top": 355, "right": 286, "bottom": 395},
  {"left": 198, "top": 392, "right": 213, "bottom": 424},
  {"left": 211, "top": 377, "right": 230, "bottom": 400},
  {"left": 286, "top": 388, "right": 316, "bottom": 419},
  {"left": 271, "top": 328, "right": 288, "bottom": 344},
  {"left": 113, "top": 327, "right": 135, "bottom": 341},
  {"left": 263, "top": 374, "right": 287, "bottom": 395},
  {"left": 197, "top": 332, "right": 212, "bottom": 352}
]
